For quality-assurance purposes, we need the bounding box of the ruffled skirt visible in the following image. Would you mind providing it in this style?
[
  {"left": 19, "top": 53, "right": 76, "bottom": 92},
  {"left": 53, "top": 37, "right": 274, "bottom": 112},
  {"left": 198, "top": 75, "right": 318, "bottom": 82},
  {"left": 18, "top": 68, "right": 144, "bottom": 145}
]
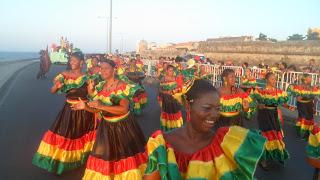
[
  {"left": 296, "top": 101, "right": 314, "bottom": 139},
  {"left": 32, "top": 102, "right": 96, "bottom": 175},
  {"left": 83, "top": 113, "right": 147, "bottom": 179},
  {"left": 158, "top": 92, "right": 183, "bottom": 132},
  {"left": 257, "top": 108, "right": 289, "bottom": 164}
]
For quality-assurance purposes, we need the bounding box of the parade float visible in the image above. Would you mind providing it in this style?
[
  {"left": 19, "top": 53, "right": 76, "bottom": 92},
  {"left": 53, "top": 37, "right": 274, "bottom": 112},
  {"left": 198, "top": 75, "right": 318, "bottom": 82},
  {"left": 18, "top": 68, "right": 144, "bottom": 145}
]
[{"left": 49, "top": 37, "right": 80, "bottom": 64}]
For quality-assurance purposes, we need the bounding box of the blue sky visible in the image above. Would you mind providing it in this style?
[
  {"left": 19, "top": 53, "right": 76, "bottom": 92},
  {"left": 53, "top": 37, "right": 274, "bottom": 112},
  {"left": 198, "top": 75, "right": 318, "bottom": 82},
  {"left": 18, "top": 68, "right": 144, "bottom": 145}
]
[{"left": 0, "top": 0, "right": 319, "bottom": 53}]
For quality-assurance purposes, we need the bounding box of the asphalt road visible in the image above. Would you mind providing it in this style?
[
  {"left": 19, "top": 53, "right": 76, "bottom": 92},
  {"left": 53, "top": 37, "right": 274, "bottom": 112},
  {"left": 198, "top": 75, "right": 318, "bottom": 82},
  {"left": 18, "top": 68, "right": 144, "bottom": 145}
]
[{"left": 0, "top": 63, "right": 315, "bottom": 180}]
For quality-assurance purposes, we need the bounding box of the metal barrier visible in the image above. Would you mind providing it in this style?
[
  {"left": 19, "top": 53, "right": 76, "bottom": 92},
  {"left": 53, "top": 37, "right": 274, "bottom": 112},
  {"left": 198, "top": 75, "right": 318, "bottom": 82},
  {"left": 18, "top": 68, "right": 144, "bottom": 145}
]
[
  {"left": 141, "top": 60, "right": 320, "bottom": 115},
  {"left": 280, "top": 71, "right": 320, "bottom": 115}
]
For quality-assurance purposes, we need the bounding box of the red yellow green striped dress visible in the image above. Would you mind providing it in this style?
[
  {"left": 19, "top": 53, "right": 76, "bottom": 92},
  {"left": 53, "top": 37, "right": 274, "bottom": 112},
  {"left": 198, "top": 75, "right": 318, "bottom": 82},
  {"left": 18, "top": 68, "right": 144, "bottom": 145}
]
[
  {"left": 145, "top": 126, "right": 266, "bottom": 180},
  {"left": 307, "top": 124, "right": 320, "bottom": 159},
  {"left": 159, "top": 80, "right": 183, "bottom": 132},
  {"left": 196, "top": 72, "right": 213, "bottom": 81},
  {"left": 250, "top": 88, "right": 289, "bottom": 164},
  {"left": 82, "top": 81, "right": 147, "bottom": 179},
  {"left": 287, "top": 85, "right": 320, "bottom": 139},
  {"left": 216, "top": 91, "right": 255, "bottom": 129},
  {"left": 32, "top": 74, "right": 96, "bottom": 175},
  {"left": 241, "top": 77, "right": 258, "bottom": 93},
  {"left": 118, "top": 66, "right": 148, "bottom": 115}
]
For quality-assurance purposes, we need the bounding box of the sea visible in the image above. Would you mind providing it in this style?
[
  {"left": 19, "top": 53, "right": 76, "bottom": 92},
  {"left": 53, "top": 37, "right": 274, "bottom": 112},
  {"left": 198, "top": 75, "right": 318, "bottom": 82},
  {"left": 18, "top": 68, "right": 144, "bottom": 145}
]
[{"left": 0, "top": 52, "right": 39, "bottom": 62}]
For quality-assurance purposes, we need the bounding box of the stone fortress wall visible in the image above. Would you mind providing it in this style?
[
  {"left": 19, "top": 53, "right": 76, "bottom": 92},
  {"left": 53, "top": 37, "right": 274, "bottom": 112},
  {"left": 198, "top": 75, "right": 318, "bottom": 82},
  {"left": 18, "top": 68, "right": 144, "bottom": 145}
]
[{"left": 140, "top": 40, "right": 320, "bottom": 66}]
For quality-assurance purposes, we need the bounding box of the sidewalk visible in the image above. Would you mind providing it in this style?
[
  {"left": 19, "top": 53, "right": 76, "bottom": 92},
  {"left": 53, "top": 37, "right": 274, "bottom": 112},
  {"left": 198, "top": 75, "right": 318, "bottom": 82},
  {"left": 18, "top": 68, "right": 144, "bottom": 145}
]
[{"left": 0, "top": 60, "right": 38, "bottom": 89}]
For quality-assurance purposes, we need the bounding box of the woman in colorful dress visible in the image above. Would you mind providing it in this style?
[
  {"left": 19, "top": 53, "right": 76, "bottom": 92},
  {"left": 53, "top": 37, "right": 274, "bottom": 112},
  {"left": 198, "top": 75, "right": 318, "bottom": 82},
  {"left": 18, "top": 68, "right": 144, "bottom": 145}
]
[
  {"left": 87, "top": 56, "right": 100, "bottom": 75},
  {"left": 215, "top": 69, "right": 254, "bottom": 129},
  {"left": 196, "top": 65, "right": 213, "bottom": 81},
  {"left": 124, "top": 58, "right": 148, "bottom": 115},
  {"left": 306, "top": 124, "right": 320, "bottom": 179},
  {"left": 157, "top": 62, "right": 168, "bottom": 80},
  {"left": 87, "top": 56, "right": 102, "bottom": 83},
  {"left": 126, "top": 59, "right": 146, "bottom": 86},
  {"left": 251, "top": 72, "right": 291, "bottom": 169},
  {"left": 158, "top": 65, "right": 184, "bottom": 132},
  {"left": 72, "top": 59, "right": 147, "bottom": 179},
  {"left": 182, "top": 59, "right": 197, "bottom": 83},
  {"left": 144, "top": 79, "right": 266, "bottom": 180},
  {"left": 241, "top": 68, "right": 258, "bottom": 93},
  {"left": 287, "top": 74, "right": 320, "bottom": 139},
  {"left": 32, "top": 52, "right": 96, "bottom": 175}
]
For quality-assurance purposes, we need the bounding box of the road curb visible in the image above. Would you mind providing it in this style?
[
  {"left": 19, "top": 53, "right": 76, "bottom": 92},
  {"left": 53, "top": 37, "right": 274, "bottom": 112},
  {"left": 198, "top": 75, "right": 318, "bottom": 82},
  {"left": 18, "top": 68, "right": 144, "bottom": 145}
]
[{"left": 0, "top": 61, "right": 38, "bottom": 106}]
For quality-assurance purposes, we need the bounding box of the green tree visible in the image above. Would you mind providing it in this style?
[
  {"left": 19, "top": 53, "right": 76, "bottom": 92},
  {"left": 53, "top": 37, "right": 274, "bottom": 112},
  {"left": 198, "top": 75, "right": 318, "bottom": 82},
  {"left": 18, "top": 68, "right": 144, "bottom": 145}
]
[
  {"left": 287, "top": 34, "right": 305, "bottom": 41},
  {"left": 256, "top": 33, "right": 268, "bottom": 41},
  {"left": 268, "top": 38, "right": 278, "bottom": 42}
]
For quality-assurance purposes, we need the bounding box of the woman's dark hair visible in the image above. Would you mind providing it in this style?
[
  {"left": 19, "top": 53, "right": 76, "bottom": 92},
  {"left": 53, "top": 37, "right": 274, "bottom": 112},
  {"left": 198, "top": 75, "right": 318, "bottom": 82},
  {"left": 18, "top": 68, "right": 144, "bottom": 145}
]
[
  {"left": 265, "top": 72, "right": 274, "bottom": 80},
  {"left": 175, "top": 56, "right": 183, "bottom": 62},
  {"left": 287, "top": 64, "right": 297, "bottom": 71},
  {"left": 167, "top": 65, "right": 175, "bottom": 70},
  {"left": 281, "top": 62, "right": 287, "bottom": 69},
  {"left": 71, "top": 52, "right": 84, "bottom": 61},
  {"left": 301, "top": 73, "right": 311, "bottom": 84},
  {"left": 221, "top": 69, "right": 235, "bottom": 82},
  {"left": 186, "top": 79, "right": 218, "bottom": 101},
  {"left": 100, "top": 58, "right": 116, "bottom": 68}
]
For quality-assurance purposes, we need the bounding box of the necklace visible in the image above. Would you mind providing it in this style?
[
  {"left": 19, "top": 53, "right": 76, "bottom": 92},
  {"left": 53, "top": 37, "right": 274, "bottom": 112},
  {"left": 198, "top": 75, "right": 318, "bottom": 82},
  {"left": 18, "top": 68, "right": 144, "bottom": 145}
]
[{"left": 265, "top": 86, "right": 276, "bottom": 91}]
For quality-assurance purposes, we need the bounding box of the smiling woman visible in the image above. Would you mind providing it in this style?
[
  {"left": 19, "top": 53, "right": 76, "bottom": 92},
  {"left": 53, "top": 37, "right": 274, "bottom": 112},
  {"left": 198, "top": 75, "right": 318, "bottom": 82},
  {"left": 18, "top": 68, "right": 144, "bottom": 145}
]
[
  {"left": 71, "top": 59, "right": 147, "bottom": 179},
  {"left": 32, "top": 52, "right": 96, "bottom": 175},
  {"left": 143, "top": 79, "right": 266, "bottom": 180}
]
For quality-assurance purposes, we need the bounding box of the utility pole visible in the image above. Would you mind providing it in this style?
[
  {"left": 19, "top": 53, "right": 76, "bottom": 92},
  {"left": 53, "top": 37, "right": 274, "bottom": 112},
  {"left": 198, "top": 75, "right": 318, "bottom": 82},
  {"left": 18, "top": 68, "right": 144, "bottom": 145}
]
[{"left": 109, "top": 0, "right": 112, "bottom": 54}]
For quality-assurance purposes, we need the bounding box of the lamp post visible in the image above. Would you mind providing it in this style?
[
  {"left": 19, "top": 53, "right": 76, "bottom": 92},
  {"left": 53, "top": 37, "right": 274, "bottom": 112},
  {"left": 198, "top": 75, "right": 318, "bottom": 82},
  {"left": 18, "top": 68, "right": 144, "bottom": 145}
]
[
  {"left": 98, "top": 15, "right": 116, "bottom": 53},
  {"left": 109, "top": 0, "right": 112, "bottom": 54}
]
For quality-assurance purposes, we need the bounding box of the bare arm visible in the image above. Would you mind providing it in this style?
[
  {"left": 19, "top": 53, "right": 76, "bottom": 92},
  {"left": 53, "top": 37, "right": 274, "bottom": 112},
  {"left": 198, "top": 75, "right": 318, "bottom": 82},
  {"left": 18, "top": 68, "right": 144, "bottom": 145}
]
[
  {"left": 90, "top": 99, "right": 129, "bottom": 115},
  {"left": 70, "top": 98, "right": 101, "bottom": 113},
  {"left": 50, "top": 82, "right": 62, "bottom": 94},
  {"left": 84, "top": 104, "right": 101, "bottom": 113},
  {"left": 282, "top": 103, "right": 295, "bottom": 111},
  {"left": 51, "top": 72, "right": 66, "bottom": 93},
  {"left": 87, "top": 79, "right": 95, "bottom": 96}
]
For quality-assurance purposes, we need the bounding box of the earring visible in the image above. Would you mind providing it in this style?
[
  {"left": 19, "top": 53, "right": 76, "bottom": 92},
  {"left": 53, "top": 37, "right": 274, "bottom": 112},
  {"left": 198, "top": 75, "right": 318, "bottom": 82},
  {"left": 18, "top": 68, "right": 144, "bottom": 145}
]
[
  {"left": 186, "top": 102, "right": 191, "bottom": 122},
  {"left": 187, "top": 111, "right": 191, "bottom": 122}
]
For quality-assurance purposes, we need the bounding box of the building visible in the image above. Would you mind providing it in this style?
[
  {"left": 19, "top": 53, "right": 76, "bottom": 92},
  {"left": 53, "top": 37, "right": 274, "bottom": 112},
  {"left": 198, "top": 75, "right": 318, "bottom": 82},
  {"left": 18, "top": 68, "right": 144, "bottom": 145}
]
[
  {"left": 148, "top": 42, "right": 158, "bottom": 50},
  {"left": 310, "top": 28, "right": 320, "bottom": 38},
  {"left": 158, "top": 43, "right": 175, "bottom": 49},
  {"left": 173, "top": 42, "right": 199, "bottom": 52},
  {"left": 137, "top": 40, "right": 148, "bottom": 53}
]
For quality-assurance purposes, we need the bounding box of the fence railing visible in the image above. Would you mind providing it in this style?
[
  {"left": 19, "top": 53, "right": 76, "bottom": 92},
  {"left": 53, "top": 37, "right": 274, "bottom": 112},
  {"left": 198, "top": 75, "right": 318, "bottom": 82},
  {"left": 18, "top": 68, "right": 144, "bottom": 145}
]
[{"left": 142, "top": 59, "right": 320, "bottom": 115}]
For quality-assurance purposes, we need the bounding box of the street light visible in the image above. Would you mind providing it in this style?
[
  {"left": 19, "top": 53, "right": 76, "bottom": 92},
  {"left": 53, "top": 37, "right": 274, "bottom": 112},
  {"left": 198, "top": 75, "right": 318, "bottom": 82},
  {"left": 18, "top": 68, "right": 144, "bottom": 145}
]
[
  {"left": 112, "top": 33, "right": 127, "bottom": 53},
  {"left": 97, "top": 14, "right": 117, "bottom": 53},
  {"left": 97, "top": 0, "right": 113, "bottom": 53},
  {"left": 109, "top": 0, "right": 112, "bottom": 54}
]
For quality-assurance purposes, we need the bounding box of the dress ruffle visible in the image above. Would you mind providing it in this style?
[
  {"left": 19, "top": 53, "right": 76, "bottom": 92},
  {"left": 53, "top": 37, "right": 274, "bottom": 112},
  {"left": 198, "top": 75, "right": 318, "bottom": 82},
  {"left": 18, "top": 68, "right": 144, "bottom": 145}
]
[
  {"left": 307, "top": 125, "right": 320, "bottom": 159},
  {"left": 54, "top": 74, "right": 89, "bottom": 94},
  {"left": 32, "top": 130, "right": 96, "bottom": 175},
  {"left": 251, "top": 88, "right": 288, "bottom": 106},
  {"left": 287, "top": 85, "right": 320, "bottom": 98},
  {"left": 145, "top": 126, "right": 266, "bottom": 180}
]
